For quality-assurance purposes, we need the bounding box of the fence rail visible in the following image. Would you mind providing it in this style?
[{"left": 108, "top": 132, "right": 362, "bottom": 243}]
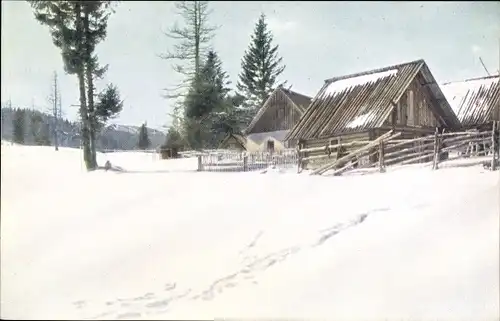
[
  {"left": 298, "top": 122, "right": 499, "bottom": 176},
  {"left": 100, "top": 148, "right": 158, "bottom": 154},
  {"left": 197, "top": 149, "right": 299, "bottom": 172}
]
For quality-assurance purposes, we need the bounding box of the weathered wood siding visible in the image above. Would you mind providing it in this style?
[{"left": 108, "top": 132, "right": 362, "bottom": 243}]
[
  {"left": 384, "top": 76, "right": 439, "bottom": 128},
  {"left": 248, "top": 90, "right": 303, "bottom": 134}
]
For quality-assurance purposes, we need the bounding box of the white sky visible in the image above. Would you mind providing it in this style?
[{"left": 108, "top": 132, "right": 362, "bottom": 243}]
[{"left": 1, "top": 1, "right": 499, "bottom": 129}]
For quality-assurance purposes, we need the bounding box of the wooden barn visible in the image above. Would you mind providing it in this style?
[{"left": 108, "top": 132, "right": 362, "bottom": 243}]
[
  {"left": 285, "top": 59, "right": 462, "bottom": 168},
  {"left": 440, "top": 75, "right": 500, "bottom": 130},
  {"left": 220, "top": 85, "right": 312, "bottom": 152}
]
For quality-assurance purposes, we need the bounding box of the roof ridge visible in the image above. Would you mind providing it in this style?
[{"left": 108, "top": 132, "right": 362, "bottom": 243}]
[
  {"left": 324, "top": 59, "right": 425, "bottom": 84},
  {"left": 280, "top": 87, "right": 313, "bottom": 100},
  {"left": 442, "top": 74, "right": 500, "bottom": 86}
]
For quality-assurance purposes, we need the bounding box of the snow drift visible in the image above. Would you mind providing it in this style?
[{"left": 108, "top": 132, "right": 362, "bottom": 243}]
[{"left": 1, "top": 143, "right": 498, "bottom": 320}]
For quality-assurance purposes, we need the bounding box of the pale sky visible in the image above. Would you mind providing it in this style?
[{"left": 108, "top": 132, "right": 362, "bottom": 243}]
[{"left": 2, "top": 1, "right": 499, "bottom": 129}]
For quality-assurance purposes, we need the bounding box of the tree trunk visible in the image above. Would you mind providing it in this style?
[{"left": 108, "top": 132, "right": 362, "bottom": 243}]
[
  {"left": 53, "top": 72, "right": 59, "bottom": 151},
  {"left": 194, "top": 2, "right": 200, "bottom": 80},
  {"left": 83, "top": 6, "right": 97, "bottom": 168},
  {"left": 78, "top": 72, "right": 92, "bottom": 170},
  {"left": 75, "top": 2, "right": 93, "bottom": 171}
]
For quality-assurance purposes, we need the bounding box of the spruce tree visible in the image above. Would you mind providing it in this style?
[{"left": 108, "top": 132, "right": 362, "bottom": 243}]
[
  {"left": 137, "top": 123, "right": 151, "bottom": 150},
  {"left": 81, "top": 1, "right": 115, "bottom": 163},
  {"left": 29, "top": 0, "right": 117, "bottom": 170},
  {"left": 183, "top": 50, "right": 231, "bottom": 149},
  {"left": 12, "top": 109, "right": 25, "bottom": 144},
  {"left": 40, "top": 122, "right": 52, "bottom": 146},
  {"left": 237, "top": 13, "right": 286, "bottom": 126},
  {"left": 95, "top": 83, "right": 124, "bottom": 130},
  {"left": 185, "top": 51, "right": 230, "bottom": 119},
  {"left": 30, "top": 113, "right": 44, "bottom": 145},
  {"left": 162, "top": 126, "right": 185, "bottom": 150},
  {"left": 29, "top": 1, "right": 92, "bottom": 166}
]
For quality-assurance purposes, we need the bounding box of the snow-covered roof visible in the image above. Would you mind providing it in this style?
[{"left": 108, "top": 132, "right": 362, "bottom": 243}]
[
  {"left": 321, "top": 69, "right": 398, "bottom": 99},
  {"left": 440, "top": 75, "right": 500, "bottom": 126},
  {"left": 287, "top": 60, "right": 461, "bottom": 141}
]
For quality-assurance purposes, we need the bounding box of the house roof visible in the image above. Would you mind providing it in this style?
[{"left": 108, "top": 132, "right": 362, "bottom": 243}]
[
  {"left": 246, "top": 130, "right": 290, "bottom": 145},
  {"left": 279, "top": 87, "right": 312, "bottom": 113},
  {"left": 440, "top": 75, "right": 500, "bottom": 126},
  {"left": 243, "top": 86, "right": 312, "bottom": 135},
  {"left": 219, "top": 132, "right": 247, "bottom": 150},
  {"left": 286, "top": 59, "right": 462, "bottom": 141}
]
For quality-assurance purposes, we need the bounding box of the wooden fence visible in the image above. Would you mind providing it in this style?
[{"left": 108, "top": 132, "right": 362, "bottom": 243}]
[
  {"left": 193, "top": 122, "right": 499, "bottom": 175},
  {"left": 298, "top": 122, "right": 499, "bottom": 176},
  {"left": 197, "top": 149, "right": 299, "bottom": 172}
]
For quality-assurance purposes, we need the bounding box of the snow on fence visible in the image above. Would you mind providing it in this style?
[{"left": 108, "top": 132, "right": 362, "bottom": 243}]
[
  {"left": 197, "top": 149, "right": 299, "bottom": 172},
  {"left": 101, "top": 148, "right": 158, "bottom": 154}
]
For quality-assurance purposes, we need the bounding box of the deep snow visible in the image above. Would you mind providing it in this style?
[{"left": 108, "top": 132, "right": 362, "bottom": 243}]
[{"left": 1, "top": 144, "right": 499, "bottom": 320}]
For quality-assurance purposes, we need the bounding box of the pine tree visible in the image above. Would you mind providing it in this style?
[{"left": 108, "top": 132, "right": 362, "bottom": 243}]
[
  {"left": 183, "top": 50, "right": 231, "bottom": 149},
  {"left": 29, "top": 1, "right": 91, "bottom": 167},
  {"left": 185, "top": 51, "right": 230, "bottom": 119},
  {"left": 237, "top": 13, "right": 286, "bottom": 126},
  {"left": 137, "top": 123, "right": 151, "bottom": 150},
  {"left": 29, "top": 0, "right": 117, "bottom": 170},
  {"left": 40, "top": 122, "right": 52, "bottom": 146},
  {"left": 162, "top": 126, "right": 186, "bottom": 150},
  {"left": 12, "top": 109, "right": 25, "bottom": 144},
  {"left": 30, "top": 113, "right": 44, "bottom": 145},
  {"left": 95, "top": 83, "right": 123, "bottom": 131},
  {"left": 81, "top": 1, "right": 115, "bottom": 163}
]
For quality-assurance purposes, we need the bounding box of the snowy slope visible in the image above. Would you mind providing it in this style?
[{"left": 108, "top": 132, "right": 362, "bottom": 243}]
[{"left": 1, "top": 144, "right": 499, "bottom": 320}]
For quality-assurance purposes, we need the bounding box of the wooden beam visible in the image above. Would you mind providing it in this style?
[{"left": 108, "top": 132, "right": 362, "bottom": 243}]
[
  {"left": 379, "top": 140, "right": 386, "bottom": 173},
  {"left": 432, "top": 128, "right": 440, "bottom": 170},
  {"left": 491, "top": 120, "right": 497, "bottom": 171},
  {"left": 311, "top": 130, "right": 401, "bottom": 175}
]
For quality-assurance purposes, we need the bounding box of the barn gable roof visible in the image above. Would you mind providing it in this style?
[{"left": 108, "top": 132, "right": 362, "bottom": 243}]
[
  {"left": 440, "top": 75, "right": 500, "bottom": 126},
  {"left": 219, "top": 132, "right": 247, "bottom": 150},
  {"left": 244, "top": 86, "right": 312, "bottom": 135},
  {"left": 286, "top": 59, "right": 461, "bottom": 141},
  {"left": 279, "top": 87, "right": 312, "bottom": 113}
]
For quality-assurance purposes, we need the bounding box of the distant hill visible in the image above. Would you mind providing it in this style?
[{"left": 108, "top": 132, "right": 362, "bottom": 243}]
[{"left": 1, "top": 107, "right": 166, "bottom": 151}]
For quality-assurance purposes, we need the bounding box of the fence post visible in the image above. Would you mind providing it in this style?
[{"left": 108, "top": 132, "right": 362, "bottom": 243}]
[
  {"left": 497, "top": 121, "right": 500, "bottom": 165},
  {"left": 491, "top": 121, "right": 497, "bottom": 171},
  {"left": 197, "top": 155, "right": 203, "bottom": 172},
  {"left": 297, "top": 142, "right": 302, "bottom": 174},
  {"left": 243, "top": 153, "right": 248, "bottom": 172},
  {"left": 378, "top": 140, "right": 386, "bottom": 173},
  {"left": 432, "top": 127, "right": 440, "bottom": 170}
]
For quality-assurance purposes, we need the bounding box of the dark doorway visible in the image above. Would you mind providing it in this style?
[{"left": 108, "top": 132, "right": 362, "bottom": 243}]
[{"left": 267, "top": 140, "right": 275, "bottom": 152}]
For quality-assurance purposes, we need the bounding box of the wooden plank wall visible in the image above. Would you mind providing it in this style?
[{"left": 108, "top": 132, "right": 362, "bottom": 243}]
[
  {"left": 249, "top": 90, "right": 303, "bottom": 134},
  {"left": 383, "top": 77, "right": 439, "bottom": 128}
]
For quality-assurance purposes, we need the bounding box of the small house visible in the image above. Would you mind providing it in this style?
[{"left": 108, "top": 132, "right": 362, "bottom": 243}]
[
  {"left": 220, "top": 86, "right": 312, "bottom": 152},
  {"left": 286, "top": 59, "right": 462, "bottom": 167}
]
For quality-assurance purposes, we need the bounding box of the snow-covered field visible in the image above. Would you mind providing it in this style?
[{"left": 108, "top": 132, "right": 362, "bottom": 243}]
[{"left": 1, "top": 143, "right": 499, "bottom": 320}]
